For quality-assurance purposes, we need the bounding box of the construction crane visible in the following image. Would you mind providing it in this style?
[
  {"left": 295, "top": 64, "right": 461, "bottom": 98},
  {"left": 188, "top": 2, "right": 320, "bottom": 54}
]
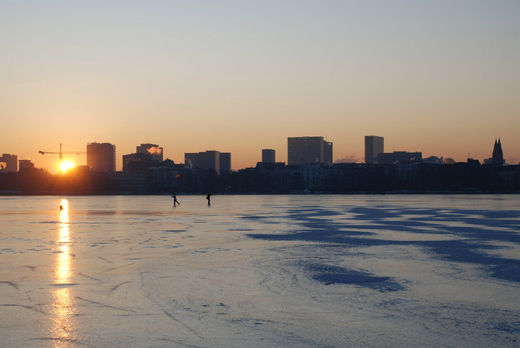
[{"left": 38, "top": 143, "right": 85, "bottom": 160}]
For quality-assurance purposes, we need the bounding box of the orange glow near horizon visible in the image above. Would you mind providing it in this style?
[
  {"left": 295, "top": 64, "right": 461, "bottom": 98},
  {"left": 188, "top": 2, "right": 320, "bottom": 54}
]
[
  {"left": 60, "top": 160, "right": 75, "bottom": 174},
  {"left": 1, "top": 3, "right": 519, "bottom": 170}
]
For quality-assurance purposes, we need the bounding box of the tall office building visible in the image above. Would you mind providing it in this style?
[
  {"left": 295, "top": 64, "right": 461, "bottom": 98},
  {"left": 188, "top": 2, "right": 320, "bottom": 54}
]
[
  {"left": 220, "top": 152, "right": 231, "bottom": 174},
  {"left": 262, "top": 149, "right": 275, "bottom": 163},
  {"left": 136, "top": 143, "right": 164, "bottom": 162},
  {"left": 184, "top": 153, "right": 200, "bottom": 169},
  {"left": 87, "top": 143, "right": 116, "bottom": 172},
  {"left": 324, "top": 142, "right": 333, "bottom": 166},
  {"left": 0, "top": 154, "right": 17, "bottom": 172},
  {"left": 287, "top": 137, "right": 333, "bottom": 166},
  {"left": 200, "top": 151, "right": 220, "bottom": 174},
  {"left": 184, "top": 150, "right": 230, "bottom": 175},
  {"left": 365, "top": 136, "right": 384, "bottom": 164}
]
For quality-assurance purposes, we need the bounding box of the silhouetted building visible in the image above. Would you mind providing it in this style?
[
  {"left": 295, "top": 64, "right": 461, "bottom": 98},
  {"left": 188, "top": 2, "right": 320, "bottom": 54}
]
[
  {"left": 466, "top": 158, "right": 481, "bottom": 167},
  {"left": 256, "top": 161, "right": 286, "bottom": 170},
  {"left": 123, "top": 153, "right": 160, "bottom": 172},
  {"left": 184, "top": 153, "right": 199, "bottom": 169},
  {"left": 324, "top": 141, "right": 333, "bottom": 166},
  {"left": 18, "top": 159, "right": 35, "bottom": 171},
  {"left": 491, "top": 138, "right": 505, "bottom": 166},
  {"left": 200, "top": 151, "right": 220, "bottom": 174},
  {"left": 423, "top": 156, "right": 443, "bottom": 164},
  {"left": 73, "top": 165, "right": 91, "bottom": 175},
  {"left": 288, "top": 136, "right": 333, "bottom": 166},
  {"left": 262, "top": 149, "right": 275, "bottom": 164},
  {"left": 220, "top": 152, "right": 231, "bottom": 174},
  {"left": 378, "top": 151, "right": 422, "bottom": 164},
  {"left": 298, "top": 164, "right": 329, "bottom": 191},
  {"left": 87, "top": 143, "right": 115, "bottom": 172},
  {"left": 365, "top": 136, "right": 384, "bottom": 164},
  {"left": 136, "top": 143, "right": 163, "bottom": 162},
  {"left": 0, "top": 154, "right": 17, "bottom": 172},
  {"left": 2, "top": 157, "right": 520, "bottom": 194},
  {"left": 185, "top": 150, "right": 229, "bottom": 175}
]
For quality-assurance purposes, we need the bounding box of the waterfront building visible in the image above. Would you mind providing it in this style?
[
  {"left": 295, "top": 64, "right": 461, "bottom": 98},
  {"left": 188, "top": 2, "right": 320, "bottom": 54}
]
[
  {"left": 220, "top": 152, "right": 231, "bottom": 174},
  {"left": 262, "top": 149, "right": 275, "bottom": 164},
  {"left": 123, "top": 153, "right": 159, "bottom": 172},
  {"left": 287, "top": 136, "right": 333, "bottom": 166},
  {"left": 136, "top": 143, "right": 164, "bottom": 162},
  {"left": 87, "top": 143, "right": 116, "bottom": 172},
  {"left": 365, "top": 136, "right": 384, "bottom": 164},
  {"left": 18, "top": 159, "right": 35, "bottom": 171},
  {"left": 0, "top": 153, "right": 17, "bottom": 172},
  {"left": 184, "top": 150, "right": 230, "bottom": 175},
  {"left": 378, "top": 151, "right": 422, "bottom": 164},
  {"left": 324, "top": 141, "right": 333, "bottom": 166}
]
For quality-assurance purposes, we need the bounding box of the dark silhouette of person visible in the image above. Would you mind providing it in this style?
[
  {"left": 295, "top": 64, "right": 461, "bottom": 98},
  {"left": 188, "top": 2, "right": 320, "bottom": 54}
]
[
  {"left": 206, "top": 192, "right": 212, "bottom": 206},
  {"left": 172, "top": 192, "right": 180, "bottom": 207}
]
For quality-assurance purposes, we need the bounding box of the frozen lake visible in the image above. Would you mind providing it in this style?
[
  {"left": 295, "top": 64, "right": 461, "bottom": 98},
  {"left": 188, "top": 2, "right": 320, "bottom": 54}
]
[{"left": 0, "top": 195, "right": 519, "bottom": 347}]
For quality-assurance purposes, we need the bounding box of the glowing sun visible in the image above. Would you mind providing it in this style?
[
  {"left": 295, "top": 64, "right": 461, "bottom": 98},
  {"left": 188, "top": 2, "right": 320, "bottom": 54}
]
[{"left": 60, "top": 161, "right": 75, "bottom": 174}]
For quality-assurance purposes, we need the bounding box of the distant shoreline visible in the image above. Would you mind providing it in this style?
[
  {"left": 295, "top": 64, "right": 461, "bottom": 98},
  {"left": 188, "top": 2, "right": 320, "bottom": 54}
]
[{"left": 1, "top": 191, "right": 519, "bottom": 196}]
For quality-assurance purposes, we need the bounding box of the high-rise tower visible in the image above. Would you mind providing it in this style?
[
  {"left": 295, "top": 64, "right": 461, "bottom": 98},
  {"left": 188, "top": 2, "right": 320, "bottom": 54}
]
[
  {"left": 87, "top": 143, "right": 116, "bottom": 172},
  {"left": 287, "top": 136, "right": 333, "bottom": 166},
  {"left": 365, "top": 136, "right": 384, "bottom": 164},
  {"left": 262, "top": 149, "right": 275, "bottom": 164}
]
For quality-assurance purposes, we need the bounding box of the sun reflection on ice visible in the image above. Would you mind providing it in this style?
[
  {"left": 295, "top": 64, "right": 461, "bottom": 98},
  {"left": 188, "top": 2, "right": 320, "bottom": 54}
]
[{"left": 52, "top": 199, "right": 75, "bottom": 345}]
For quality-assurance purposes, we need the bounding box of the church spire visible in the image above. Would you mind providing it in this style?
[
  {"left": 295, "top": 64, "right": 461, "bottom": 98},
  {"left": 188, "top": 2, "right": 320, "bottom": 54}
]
[{"left": 492, "top": 138, "right": 504, "bottom": 166}]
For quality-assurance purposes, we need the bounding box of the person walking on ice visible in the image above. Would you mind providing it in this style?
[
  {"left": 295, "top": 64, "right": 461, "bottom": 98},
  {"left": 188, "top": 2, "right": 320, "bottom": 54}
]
[{"left": 172, "top": 192, "right": 180, "bottom": 207}]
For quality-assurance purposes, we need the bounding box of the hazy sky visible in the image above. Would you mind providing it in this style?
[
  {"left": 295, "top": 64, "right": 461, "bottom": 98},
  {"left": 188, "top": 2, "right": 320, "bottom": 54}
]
[{"left": 1, "top": 0, "right": 519, "bottom": 172}]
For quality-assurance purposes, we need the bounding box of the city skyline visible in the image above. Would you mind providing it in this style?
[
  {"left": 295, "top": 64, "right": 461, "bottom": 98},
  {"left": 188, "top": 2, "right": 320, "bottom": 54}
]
[
  {"left": 1, "top": 1, "right": 519, "bottom": 172},
  {"left": 1, "top": 135, "right": 514, "bottom": 174}
]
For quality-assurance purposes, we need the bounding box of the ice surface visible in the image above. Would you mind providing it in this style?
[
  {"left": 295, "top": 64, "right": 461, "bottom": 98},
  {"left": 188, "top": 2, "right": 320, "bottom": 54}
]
[{"left": 0, "top": 195, "right": 519, "bottom": 347}]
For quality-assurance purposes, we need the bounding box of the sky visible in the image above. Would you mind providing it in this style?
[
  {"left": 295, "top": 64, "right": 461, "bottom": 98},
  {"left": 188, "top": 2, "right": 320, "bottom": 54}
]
[{"left": 1, "top": 0, "right": 519, "bottom": 172}]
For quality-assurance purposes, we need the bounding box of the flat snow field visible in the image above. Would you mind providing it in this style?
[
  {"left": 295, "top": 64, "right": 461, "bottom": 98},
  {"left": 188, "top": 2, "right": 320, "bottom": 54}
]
[{"left": 0, "top": 195, "right": 519, "bottom": 347}]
